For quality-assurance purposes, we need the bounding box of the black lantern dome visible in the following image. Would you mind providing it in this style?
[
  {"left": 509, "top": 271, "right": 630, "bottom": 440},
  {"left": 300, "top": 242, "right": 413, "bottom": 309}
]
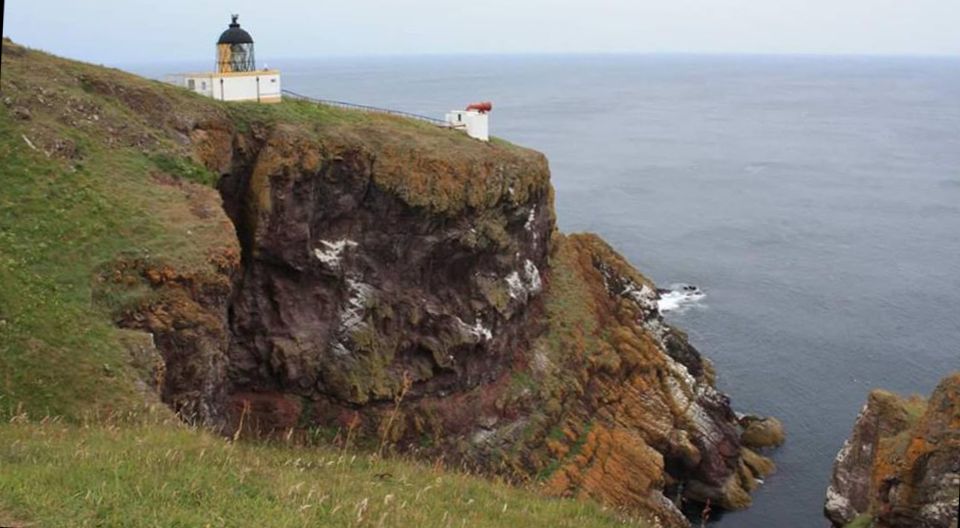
[
  {"left": 217, "top": 15, "right": 254, "bottom": 45},
  {"left": 216, "top": 15, "right": 255, "bottom": 73}
]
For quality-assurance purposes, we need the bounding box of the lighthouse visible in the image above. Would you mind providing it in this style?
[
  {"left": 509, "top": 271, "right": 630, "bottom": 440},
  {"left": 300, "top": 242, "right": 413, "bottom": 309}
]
[{"left": 169, "top": 15, "right": 282, "bottom": 103}]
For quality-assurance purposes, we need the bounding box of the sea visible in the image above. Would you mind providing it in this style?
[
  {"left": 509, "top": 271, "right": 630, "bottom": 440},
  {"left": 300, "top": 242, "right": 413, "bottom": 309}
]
[{"left": 129, "top": 54, "right": 960, "bottom": 527}]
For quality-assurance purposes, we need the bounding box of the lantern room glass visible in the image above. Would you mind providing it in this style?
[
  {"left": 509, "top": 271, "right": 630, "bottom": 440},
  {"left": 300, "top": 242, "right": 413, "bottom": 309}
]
[{"left": 218, "top": 43, "right": 255, "bottom": 73}]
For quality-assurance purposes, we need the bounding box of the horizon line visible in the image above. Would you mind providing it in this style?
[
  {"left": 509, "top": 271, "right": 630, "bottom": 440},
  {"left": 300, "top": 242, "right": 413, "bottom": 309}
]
[
  {"left": 6, "top": 38, "right": 957, "bottom": 67},
  {"left": 113, "top": 49, "right": 960, "bottom": 66}
]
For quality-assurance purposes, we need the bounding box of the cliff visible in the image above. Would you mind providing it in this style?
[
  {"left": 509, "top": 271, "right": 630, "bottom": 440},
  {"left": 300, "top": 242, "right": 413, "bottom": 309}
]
[
  {"left": 825, "top": 373, "right": 960, "bottom": 528},
  {"left": 1, "top": 39, "right": 778, "bottom": 526}
]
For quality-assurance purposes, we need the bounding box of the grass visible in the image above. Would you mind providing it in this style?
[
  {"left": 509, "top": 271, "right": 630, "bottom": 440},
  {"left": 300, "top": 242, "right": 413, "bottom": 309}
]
[
  {"left": 227, "top": 97, "right": 521, "bottom": 151},
  {"left": 0, "top": 98, "right": 236, "bottom": 419},
  {"left": 0, "top": 39, "right": 246, "bottom": 419},
  {"left": 0, "top": 108, "right": 146, "bottom": 419},
  {"left": 0, "top": 419, "right": 634, "bottom": 528},
  {"left": 150, "top": 153, "right": 219, "bottom": 186},
  {"left": 538, "top": 234, "right": 604, "bottom": 363}
]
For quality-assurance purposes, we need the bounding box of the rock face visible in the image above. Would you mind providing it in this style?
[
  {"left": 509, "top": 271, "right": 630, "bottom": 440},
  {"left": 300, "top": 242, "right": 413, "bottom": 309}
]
[
  {"left": 112, "top": 253, "right": 239, "bottom": 426},
  {"left": 1, "top": 41, "right": 781, "bottom": 527},
  {"left": 825, "top": 373, "right": 960, "bottom": 528},
  {"left": 217, "top": 124, "right": 553, "bottom": 409}
]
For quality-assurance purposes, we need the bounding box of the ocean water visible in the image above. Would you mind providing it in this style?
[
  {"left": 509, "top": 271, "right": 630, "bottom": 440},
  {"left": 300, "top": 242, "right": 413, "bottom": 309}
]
[{"left": 131, "top": 54, "right": 960, "bottom": 527}]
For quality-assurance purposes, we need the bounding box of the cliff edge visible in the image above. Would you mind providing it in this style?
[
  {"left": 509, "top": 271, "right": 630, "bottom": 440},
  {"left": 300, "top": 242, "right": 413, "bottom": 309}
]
[{"left": 1, "top": 39, "right": 779, "bottom": 527}]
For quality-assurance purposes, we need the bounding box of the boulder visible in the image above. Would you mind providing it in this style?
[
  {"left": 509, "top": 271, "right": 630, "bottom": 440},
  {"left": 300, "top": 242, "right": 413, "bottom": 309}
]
[{"left": 740, "top": 416, "right": 786, "bottom": 449}]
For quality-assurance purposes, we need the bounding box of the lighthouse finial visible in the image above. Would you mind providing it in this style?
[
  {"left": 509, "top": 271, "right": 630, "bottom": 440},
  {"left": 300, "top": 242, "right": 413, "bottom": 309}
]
[{"left": 230, "top": 14, "right": 240, "bottom": 26}]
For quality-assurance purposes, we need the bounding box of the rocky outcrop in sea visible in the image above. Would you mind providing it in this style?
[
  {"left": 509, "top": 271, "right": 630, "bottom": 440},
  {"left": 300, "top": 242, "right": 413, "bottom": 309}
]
[{"left": 825, "top": 373, "right": 960, "bottom": 528}]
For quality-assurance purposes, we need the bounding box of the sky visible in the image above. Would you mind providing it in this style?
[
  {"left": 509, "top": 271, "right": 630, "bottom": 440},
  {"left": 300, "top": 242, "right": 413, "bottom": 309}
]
[{"left": 3, "top": 0, "right": 959, "bottom": 65}]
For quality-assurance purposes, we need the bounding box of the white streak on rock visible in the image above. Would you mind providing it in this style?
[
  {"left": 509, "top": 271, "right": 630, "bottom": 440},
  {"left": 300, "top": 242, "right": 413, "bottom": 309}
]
[
  {"left": 456, "top": 316, "right": 493, "bottom": 342},
  {"left": 313, "top": 239, "right": 358, "bottom": 270},
  {"left": 532, "top": 348, "right": 552, "bottom": 375},
  {"left": 525, "top": 206, "right": 536, "bottom": 231},
  {"left": 524, "top": 260, "right": 542, "bottom": 293},
  {"left": 506, "top": 271, "right": 525, "bottom": 300},
  {"left": 331, "top": 342, "right": 352, "bottom": 357},
  {"left": 505, "top": 260, "right": 542, "bottom": 301},
  {"left": 622, "top": 282, "right": 659, "bottom": 312},
  {"left": 472, "top": 428, "right": 495, "bottom": 445},
  {"left": 825, "top": 486, "right": 855, "bottom": 522},
  {"left": 834, "top": 438, "right": 853, "bottom": 466},
  {"left": 340, "top": 278, "right": 372, "bottom": 334},
  {"left": 330, "top": 277, "right": 374, "bottom": 357}
]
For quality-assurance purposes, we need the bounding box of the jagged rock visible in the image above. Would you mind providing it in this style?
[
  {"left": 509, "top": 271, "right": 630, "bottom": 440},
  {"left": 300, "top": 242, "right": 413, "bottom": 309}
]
[{"left": 825, "top": 373, "right": 960, "bottom": 528}]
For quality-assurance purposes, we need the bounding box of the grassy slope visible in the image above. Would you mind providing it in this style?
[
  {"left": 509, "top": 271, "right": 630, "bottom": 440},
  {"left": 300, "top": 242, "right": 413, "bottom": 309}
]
[
  {"left": 0, "top": 420, "right": 633, "bottom": 528},
  {"left": 0, "top": 41, "right": 639, "bottom": 526},
  {"left": 0, "top": 41, "right": 236, "bottom": 420},
  {"left": 0, "top": 88, "right": 159, "bottom": 419}
]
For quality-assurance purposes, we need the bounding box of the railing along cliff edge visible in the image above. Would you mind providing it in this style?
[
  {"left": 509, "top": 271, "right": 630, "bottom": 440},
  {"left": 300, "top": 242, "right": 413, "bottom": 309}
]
[{"left": 281, "top": 89, "right": 448, "bottom": 126}]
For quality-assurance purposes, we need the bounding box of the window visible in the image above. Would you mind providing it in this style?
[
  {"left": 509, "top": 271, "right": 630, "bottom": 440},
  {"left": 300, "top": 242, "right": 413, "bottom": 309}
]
[
  {"left": 187, "top": 79, "right": 196, "bottom": 90},
  {"left": 201, "top": 81, "right": 207, "bottom": 90}
]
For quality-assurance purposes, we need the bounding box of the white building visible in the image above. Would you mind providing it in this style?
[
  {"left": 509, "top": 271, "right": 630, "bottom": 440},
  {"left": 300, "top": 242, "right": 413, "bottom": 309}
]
[
  {"left": 169, "top": 15, "right": 281, "bottom": 103},
  {"left": 172, "top": 70, "right": 281, "bottom": 103},
  {"left": 446, "top": 102, "right": 491, "bottom": 141}
]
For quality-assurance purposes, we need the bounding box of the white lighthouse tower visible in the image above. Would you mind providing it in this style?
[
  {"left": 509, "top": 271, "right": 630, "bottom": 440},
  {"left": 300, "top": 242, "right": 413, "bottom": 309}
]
[{"left": 170, "top": 15, "right": 282, "bottom": 103}]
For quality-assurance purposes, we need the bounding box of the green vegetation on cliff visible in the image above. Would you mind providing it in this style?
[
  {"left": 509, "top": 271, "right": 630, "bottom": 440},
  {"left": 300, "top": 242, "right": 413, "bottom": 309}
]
[{"left": 0, "top": 39, "right": 239, "bottom": 419}]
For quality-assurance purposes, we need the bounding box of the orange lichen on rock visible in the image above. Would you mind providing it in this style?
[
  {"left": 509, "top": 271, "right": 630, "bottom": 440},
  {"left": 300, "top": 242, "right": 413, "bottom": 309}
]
[
  {"left": 547, "top": 425, "right": 666, "bottom": 507},
  {"left": 825, "top": 373, "right": 960, "bottom": 528}
]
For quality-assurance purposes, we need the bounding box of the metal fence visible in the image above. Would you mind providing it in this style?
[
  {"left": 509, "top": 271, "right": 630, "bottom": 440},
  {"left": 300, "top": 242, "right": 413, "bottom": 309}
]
[{"left": 281, "top": 89, "right": 448, "bottom": 126}]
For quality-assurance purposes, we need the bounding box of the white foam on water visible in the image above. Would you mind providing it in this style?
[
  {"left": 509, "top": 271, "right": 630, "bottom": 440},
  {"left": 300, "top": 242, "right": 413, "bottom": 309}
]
[{"left": 657, "top": 284, "right": 706, "bottom": 314}]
